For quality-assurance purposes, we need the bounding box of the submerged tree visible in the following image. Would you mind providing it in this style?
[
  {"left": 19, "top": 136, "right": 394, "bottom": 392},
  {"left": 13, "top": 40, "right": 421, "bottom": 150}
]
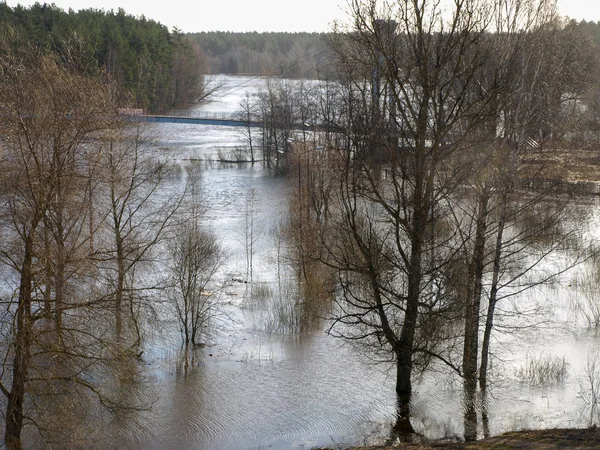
[
  {"left": 93, "top": 122, "right": 183, "bottom": 344},
  {"left": 452, "top": 5, "right": 595, "bottom": 439},
  {"left": 308, "top": 0, "right": 580, "bottom": 439},
  {"left": 167, "top": 174, "right": 222, "bottom": 347},
  {"left": 168, "top": 222, "right": 222, "bottom": 347},
  {"left": 321, "top": 0, "right": 506, "bottom": 434},
  {"left": 0, "top": 35, "right": 108, "bottom": 449},
  {"left": 0, "top": 30, "right": 158, "bottom": 449}
]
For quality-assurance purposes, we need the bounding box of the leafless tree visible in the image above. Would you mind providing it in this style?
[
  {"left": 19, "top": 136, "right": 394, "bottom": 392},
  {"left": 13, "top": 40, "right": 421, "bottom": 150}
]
[
  {"left": 167, "top": 222, "right": 222, "bottom": 347},
  {"left": 92, "top": 122, "right": 184, "bottom": 345},
  {"left": 322, "top": 0, "right": 508, "bottom": 435},
  {"left": 450, "top": 5, "right": 596, "bottom": 439},
  {"left": 0, "top": 30, "right": 160, "bottom": 449},
  {"left": 166, "top": 174, "right": 223, "bottom": 347},
  {"left": 309, "top": 0, "right": 580, "bottom": 439},
  {"left": 254, "top": 78, "right": 299, "bottom": 170},
  {"left": 234, "top": 92, "right": 259, "bottom": 163}
]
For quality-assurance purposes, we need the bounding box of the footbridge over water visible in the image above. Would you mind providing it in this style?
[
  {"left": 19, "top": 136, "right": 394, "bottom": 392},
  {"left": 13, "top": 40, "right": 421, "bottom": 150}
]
[
  {"left": 127, "top": 111, "right": 339, "bottom": 132},
  {"left": 140, "top": 111, "right": 263, "bottom": 128}
]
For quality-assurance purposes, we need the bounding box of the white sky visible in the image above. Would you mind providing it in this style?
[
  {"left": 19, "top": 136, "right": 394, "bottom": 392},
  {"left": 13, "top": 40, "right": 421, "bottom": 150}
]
[{"left": 4, "top": 0, "right": 600, "bottom": 33}]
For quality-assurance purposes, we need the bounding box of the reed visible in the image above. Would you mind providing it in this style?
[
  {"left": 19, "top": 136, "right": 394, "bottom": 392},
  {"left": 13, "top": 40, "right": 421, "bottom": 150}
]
[{"left": 516, "top": 353, "right": 569, "bottom": 386}]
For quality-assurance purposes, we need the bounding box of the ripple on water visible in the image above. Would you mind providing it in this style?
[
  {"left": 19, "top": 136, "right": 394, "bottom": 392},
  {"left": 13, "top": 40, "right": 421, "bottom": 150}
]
[{"left": 117, "top": 334, "right": 395, "bottom": 449}]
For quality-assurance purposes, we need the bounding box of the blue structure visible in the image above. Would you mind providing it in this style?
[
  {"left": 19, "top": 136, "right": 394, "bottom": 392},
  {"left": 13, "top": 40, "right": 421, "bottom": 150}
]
[
  {"left": 122, "top": 111, "right": 333, "bottom": 132},
  {"left": 141, "top": 114, "right": 263, "bottom": 128}
]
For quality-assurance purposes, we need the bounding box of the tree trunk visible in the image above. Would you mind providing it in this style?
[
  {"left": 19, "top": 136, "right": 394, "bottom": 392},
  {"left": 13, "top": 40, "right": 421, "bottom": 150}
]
[
  {"left": 463, "top": 192, "right": 488, "bottom": 442},
  {"left": 112, "top": 186, "right": 125, "bottom": 340},
  {"left": 394, "top": 351, "right": 415, "bottom": 435},
  {"left": 479, "top": 197, "right": 507, "bottom": 392},
  {"left": 396, "top": 272, "right": 418, "bottom": 433},
  {"left": 115, "top": 242, "right": 124, "bottom": 339},
  {"left": 54, "top": 215, "right": 65, "bottom": 336},
  {"left": 5, "top": 233, "right": 35, "bottom": 450},
  {"left": 393, "top": 174, "right": 427, "bottom": 436},
  {"left": 43, "top": 226, "right": 52, "bottom": 318}
]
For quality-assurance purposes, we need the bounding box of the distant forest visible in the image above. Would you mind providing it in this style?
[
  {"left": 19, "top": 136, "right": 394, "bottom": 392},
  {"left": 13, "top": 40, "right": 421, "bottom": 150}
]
[
  {"left": 188, "top": 21, "right": 600, "bottom": 81},
  {"left": 0, "top": 3, "right": 206, "bottom": 112},
  {"left": 188, "top": 32, "right": 336, "bottom": 79},
  {"left": 5, "top": 3, "right": 600, "bottom": 110}
]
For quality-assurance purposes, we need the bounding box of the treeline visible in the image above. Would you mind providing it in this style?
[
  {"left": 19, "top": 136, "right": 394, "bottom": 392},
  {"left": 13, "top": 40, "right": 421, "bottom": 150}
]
[
  {"left": 188, "top": 31, "right": 336, "bottom": 79},
  {"left": 0, "top": 3, "right": 207, "bottom": 111}
]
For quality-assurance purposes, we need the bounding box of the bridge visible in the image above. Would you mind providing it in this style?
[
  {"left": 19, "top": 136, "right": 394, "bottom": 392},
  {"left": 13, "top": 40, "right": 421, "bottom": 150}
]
[
  {"left": 139, "top": 111, "right": 265, "bottom": 128},
  {"left": 121, "top": 110, "right": 336, "bottom": 132}
]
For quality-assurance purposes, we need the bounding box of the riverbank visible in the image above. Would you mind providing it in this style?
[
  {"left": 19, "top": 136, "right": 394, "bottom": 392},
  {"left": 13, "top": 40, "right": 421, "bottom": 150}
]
[
  {"left": 317, "top": 427, "right": 600, "bottom": 449},
  {"left": 521, "top": 147, "right": 600, "bottom": 194}
]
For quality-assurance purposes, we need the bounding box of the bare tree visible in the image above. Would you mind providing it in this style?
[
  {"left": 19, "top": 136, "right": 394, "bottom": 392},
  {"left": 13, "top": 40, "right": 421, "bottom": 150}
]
[
  {"left": 167, "top": 222, "right": 222, "bottom": 347},
  {"left": 321, "top": 0, "right": 509, "bottom": 434},
  {"left": 92, "top": 122, "right": 184, "bottom": 344},
  {"left": 167, "top": 172, "right": 223, "bottom": 347},
  {"left": 254, "top": 78, "right": 299, "bottom": 169},
  {"left": 450, "top": 6, "right": 595, "bottom": 439},
  {"left": 234, "top": 92, "right": 259, "bottom": 163},
  {"left": 0, "top": 30, "right": 158, "bottom": 449},
  {"left": 307, "top": 0, "right": 579, "bottom": 439},
  {"left": 0, "top": 37, "right": 115, "bottom": 449},
  {"left": 242, "top": 188, "right": 263, "bottom": 285}
]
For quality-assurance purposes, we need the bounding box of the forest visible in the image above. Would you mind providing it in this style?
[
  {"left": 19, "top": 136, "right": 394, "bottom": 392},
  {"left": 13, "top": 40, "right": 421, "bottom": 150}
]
[
  {"left": 0, "top": 3, "right": 207, "bottom": 111},
  {"left": 189, "top": 31, "right": 336, "bottom": 78}
]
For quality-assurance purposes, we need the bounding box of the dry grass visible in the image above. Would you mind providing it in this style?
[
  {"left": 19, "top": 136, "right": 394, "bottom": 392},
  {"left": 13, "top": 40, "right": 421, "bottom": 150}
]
[
  {"left": 515, "top": 353, "right": 569, "bottom": 386},
  {"left": 521, "top": 148, "right": 600, "bottom": 184}
]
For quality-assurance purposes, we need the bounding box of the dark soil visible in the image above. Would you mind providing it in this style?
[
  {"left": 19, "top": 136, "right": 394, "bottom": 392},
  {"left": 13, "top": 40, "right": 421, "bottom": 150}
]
[{"left": 316, "top": 427, "right": 600, "bottom": 450}]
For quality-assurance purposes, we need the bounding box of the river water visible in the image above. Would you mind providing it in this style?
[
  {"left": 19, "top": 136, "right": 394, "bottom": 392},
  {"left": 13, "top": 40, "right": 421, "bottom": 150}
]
[{"left": 109, "top": 75, "right": 600, "bottom": 449}]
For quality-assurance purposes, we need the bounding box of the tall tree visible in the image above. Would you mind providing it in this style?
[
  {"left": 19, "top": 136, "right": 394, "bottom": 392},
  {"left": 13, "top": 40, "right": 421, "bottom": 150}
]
[
  {"left": 0, "top": 30, "right": 152, "bottom": 449},
  {"left": 92, "top": 122, "right": 184, "bottom": 343},
  {"left": 316, "top": 0, "right": 568, "bottom": 437}
]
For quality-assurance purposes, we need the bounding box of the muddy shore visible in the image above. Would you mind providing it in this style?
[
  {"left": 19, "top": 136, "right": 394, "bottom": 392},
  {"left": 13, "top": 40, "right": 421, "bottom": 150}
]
[{"left": 317, "top": 427, "right": 600, "bottom": 449}]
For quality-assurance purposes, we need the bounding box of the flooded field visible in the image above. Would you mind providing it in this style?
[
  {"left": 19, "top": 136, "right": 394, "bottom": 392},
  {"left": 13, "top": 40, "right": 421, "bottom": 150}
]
[{"left": 95, "top": 76, "right": 600, "bottom": 449}]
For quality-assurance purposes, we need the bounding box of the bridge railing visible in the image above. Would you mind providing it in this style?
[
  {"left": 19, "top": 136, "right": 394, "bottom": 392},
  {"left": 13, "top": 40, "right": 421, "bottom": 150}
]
[{"left": 167, "top": 110, "right": 247, "bottom": 121}]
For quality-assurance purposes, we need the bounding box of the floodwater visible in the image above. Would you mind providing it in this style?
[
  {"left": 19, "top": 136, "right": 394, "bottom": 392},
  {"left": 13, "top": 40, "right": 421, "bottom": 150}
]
[{"left": 108, "top": 76, "right": 600, "bottom": 449}]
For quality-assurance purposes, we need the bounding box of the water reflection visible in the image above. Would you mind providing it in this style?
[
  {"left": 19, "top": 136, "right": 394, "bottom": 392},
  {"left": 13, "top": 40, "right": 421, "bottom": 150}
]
[
  {"left": 117, "top": 335, "right": 394, "bottom": 449},
  {"left": 60, "top": 76, "right": 600, "bottom": 448}
]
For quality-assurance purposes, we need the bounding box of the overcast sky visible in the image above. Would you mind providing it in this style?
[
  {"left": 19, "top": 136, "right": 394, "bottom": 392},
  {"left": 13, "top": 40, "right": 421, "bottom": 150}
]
[{"left": 4, "top": 0, "right": 600, "bottom": 33}]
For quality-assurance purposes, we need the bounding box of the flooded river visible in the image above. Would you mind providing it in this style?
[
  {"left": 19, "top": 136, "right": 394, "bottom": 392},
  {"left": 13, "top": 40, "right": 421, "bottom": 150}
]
[{"left": 106, "top": 76, "right": 600, "bottom": 449}]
